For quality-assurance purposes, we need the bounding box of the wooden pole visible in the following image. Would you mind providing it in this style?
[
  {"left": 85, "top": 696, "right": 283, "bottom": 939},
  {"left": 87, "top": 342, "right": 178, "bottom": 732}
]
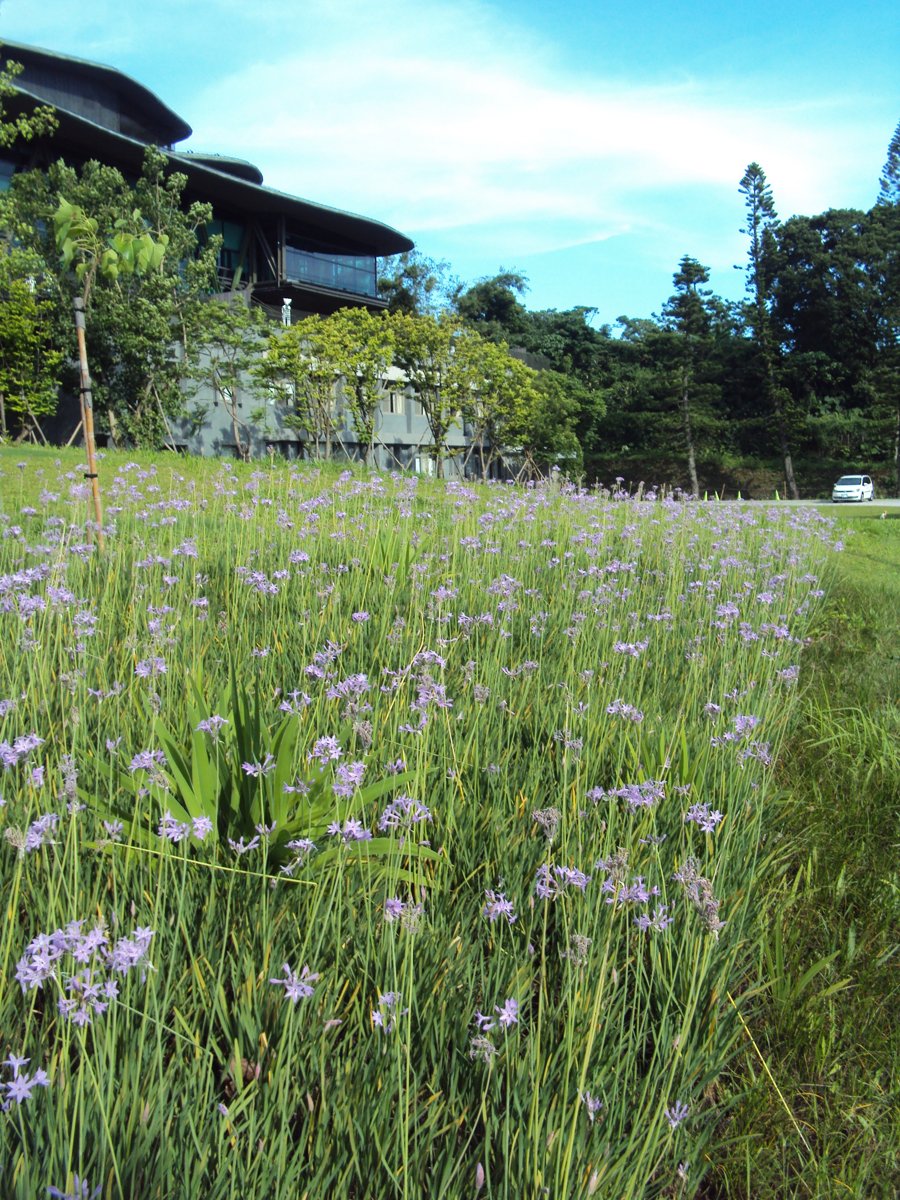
[{"left": 73, "top": 297, "right": 105, "bottom": 550}]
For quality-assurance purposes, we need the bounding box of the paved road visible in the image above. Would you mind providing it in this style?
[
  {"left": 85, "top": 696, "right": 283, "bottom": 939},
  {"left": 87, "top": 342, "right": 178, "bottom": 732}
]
[{"left": 720, "top": 497, "right": 900, "bottom": 508}]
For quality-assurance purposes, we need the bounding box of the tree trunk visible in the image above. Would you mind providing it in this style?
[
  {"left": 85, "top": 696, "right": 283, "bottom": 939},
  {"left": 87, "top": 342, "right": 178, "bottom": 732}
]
[
  {"left": 772, "top": 389, "right": 799, "bottom": 499},
  {"left": 680, "top": 374, "right": 699, "bottom": 497}
]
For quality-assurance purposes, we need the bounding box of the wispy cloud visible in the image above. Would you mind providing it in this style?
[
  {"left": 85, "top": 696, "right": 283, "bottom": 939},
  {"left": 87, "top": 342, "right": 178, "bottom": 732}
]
[
  {"left": 177, "top": 0, "right": 883, "bottom": 257},
  {"left": 2, "top": 0, "right": 891, "bottom": 312}
]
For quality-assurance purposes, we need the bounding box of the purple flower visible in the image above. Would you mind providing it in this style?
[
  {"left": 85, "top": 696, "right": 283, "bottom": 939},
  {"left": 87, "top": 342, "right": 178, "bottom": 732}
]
[
  {"left": 2, "top": 1065, "right": 49, "bottom": 1108},
  {"left": 134, "top": 657, "right": 167, "bottom": 678},
  {"left": 47, "top": 1178, "right": 101, "bottom": 1200},
  {"left": 684, "top": 803, "right": 724, "bottom": 833},
  {"left": 227, "top": 835, "right": 260, "bottom": 855},
  {"left": 269, "top": 963, "right": 318, "bottom": 1004},
  {"left": 102, "top": 820, "right": 124, "bottom": 842},
  {"left": 482, "top": 890, "right": 517, "bottom": 925},
  {"left": 191, "top": 815, "right": 214, "bottom": 841},
  {"left": 242, "top": 754, "right": 275, "bottom": 777},
  {"left": 665, "top": 1099, "right": 690, "bottom": 1130},
  {"left": 327, "top": 818, "right": 372, "bottom": 844},
  {"left": 332, "top": 760, "right": 366, "bottom": 798},
  {"left": 196, "top": 715, "right": 228, "bottom": 736},
  {"left": 378, "top": 794, "right": 432, "bottom": 833},
  {"left": 496, "top": 997, "right": 519, "bottom": 1028},
  {"left": 372, "top": 991, "right": 407, "bottom": 1032},
  {"left": 129, "top": 748, "right": 167, "bottom": 774},
  {"left": 158, "top": 811, "right": 190, "bottom": 843},
  {"left": 580, "top": 1091, "right": 604, "bottom": 1123},
  {"left": 535, "top": 863, "right": 592, "bottom": 900},
  {"left": 634, "top": 905, "right": 674, "bottom": 933},
  {"left": 308, "top": 735, "right": 343, "bottom": 766}
]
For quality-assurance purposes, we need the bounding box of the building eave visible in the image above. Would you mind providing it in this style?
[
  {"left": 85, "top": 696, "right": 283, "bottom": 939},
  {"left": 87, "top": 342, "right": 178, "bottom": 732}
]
[
  {"left": 9, "top": 92, "right": 414, "bottom": 256},
  {"left": 3, "top": 40, "right": 192, "bottom": 144}
]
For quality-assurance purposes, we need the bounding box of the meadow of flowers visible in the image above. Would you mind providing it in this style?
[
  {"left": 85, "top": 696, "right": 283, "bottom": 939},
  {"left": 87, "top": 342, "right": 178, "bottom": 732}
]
[{"left": 0, "top": 451, "right": 842, "bottom": 1199}]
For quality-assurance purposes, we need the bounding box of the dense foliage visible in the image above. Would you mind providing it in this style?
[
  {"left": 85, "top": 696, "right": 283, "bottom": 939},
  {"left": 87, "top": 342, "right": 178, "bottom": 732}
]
[{"left": 0, "top": 65, "right": 897, "bottom": 493}]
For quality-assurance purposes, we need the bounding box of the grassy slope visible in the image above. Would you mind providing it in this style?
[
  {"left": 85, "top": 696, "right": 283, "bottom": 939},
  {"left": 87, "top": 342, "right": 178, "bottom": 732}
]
[{"left": 711, "top": 514, "right": 900, "bottom": 1199}]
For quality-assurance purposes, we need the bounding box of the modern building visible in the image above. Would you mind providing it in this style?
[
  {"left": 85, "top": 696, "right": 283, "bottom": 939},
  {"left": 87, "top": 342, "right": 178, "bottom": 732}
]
[
  {"left": 2, "top": 41, "right": 413, "bottom": 314},
  {"left": 2, "top": 42, "right": 477, "bottom": 472}
]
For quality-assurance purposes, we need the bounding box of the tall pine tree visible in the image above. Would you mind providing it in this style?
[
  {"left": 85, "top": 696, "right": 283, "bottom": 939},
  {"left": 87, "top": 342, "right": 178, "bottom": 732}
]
[{"left": 739, "top": 163, "right": 799, "bottom": 497}]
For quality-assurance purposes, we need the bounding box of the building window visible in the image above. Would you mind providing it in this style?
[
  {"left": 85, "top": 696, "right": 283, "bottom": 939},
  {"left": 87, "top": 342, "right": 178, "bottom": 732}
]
[
  {"left": 381, "top": 390, "right": 405, "bottom": 415},
  {"left": 283, "top": 235, "right": 377, "bottom": 298},
  {"left": 206, "top": 219, "right": 246, "bottom": 282}
]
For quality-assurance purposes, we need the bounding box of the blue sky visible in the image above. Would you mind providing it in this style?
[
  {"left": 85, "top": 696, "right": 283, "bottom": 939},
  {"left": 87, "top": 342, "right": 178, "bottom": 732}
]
[{"left": 3, "top": 0, "right": 898, "bottom": 325}]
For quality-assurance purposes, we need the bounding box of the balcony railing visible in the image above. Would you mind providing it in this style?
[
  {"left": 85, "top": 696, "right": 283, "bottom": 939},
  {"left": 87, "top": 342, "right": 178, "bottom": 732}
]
[{"left": 284, "top": 246, "right": 377, "bottom": 298}]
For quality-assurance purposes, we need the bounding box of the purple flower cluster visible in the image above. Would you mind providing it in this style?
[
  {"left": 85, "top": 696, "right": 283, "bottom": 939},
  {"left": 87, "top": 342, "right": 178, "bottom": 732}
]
[
  {"left": 5, "top": 811, "right": 59, "bottom": 857},
  {"left": 587, "top": 779, "right": 666, "bottom": 811},
  {"left": 372, "top": 991, "right": 407, "bottom": 1033},
  {"left": 684, "top": 803, "right": 724, "bottom": 833},
  {"left": 482, "top": 890, "right": 517, "bottom": 925},
  {"left": 474, "top": 997, "right": 519, "bottom": 1031},
  {"left": 634, "top": 904, "right": 674, "bottom": 933},
  {"left": 327, "top": 818, "right": 372, "bottom": 844},
  {"left": 0, "top": 731, "right": 44, "bottom": 770},
  {"left": 15, "top": 919, "right": 154, "bottom": 1025},
  {"left": 580, "top": 1090, "right": 604, "bottom": 1123},
  {"left": 383, "top": 897, "right": 425, "bottom": 931},
  {"left": 605, "top": 699, "right": 644, "bottom": 722},
  {"left": 534, "top": 863, "right": 592, "bottom": 900},
  {"left": 377, "top": 794, "right": 432, "bottom": 834},
  {"left": 158, "top": 811, "right": 214, "bottom": 844},
  {"left": 47, "top": 1177, "right": 101, "bottom": 1199},
  {"left": 1, "top": 1054, "right": 50, "bottom": 1111}
]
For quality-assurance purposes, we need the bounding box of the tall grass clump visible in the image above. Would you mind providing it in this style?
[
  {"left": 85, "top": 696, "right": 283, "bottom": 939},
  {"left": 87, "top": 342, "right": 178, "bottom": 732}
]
[
  {"left": 712, "top": 514, "right": 899, "bottom": 1200},
  {"left": 0, "top": 449, "right": 842, "bottom": 1198}
]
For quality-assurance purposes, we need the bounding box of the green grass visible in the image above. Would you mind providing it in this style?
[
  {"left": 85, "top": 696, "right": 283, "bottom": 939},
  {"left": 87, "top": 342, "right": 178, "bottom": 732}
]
[
  {"left": 709, "top": 517, "right": 899, "bottom": 1199},
  {"left": 0, "top": 446, "right": 889, "bottom": 1199}
]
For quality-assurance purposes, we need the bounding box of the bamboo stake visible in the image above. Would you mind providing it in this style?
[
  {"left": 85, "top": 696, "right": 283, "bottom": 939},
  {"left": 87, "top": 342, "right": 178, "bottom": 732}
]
[{"left": 73, "top": 297, "right": 105, "bottom": 550}]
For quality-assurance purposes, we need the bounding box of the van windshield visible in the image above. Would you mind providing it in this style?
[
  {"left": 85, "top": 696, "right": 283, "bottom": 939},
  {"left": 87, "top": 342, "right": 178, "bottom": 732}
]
[{"left": 836, "top": 476, "right": 861, "bottom": 485}]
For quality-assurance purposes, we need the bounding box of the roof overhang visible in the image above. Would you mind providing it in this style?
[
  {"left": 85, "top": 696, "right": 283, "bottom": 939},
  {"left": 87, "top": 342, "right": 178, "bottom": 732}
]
[
  {"left": 3, "top": 40, "right": 192, "bottom": 144},
  {"left": 7, "top": 86, "right": 414, "bottom": 257}
]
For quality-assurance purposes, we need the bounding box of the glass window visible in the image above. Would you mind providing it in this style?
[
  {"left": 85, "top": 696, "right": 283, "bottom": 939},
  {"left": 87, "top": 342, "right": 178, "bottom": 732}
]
[{"left": 284, "top": 246, "right": 377, "bottom": 297}]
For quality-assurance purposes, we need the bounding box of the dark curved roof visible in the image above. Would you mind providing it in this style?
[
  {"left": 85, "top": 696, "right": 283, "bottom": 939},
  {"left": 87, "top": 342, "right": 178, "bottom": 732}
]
[
  {"left": 9, "top": 87, "right": 413, "bottom": 255},
  {"left": 3, "top": 40, "right": 192, "bottom": 145},
  {"left": 176, "top": 153, "right": 264, "bottom": 185}
]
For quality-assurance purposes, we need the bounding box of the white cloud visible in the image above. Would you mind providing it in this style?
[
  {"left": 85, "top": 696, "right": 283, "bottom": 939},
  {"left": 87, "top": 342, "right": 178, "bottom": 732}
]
[
  {"left": 3, "top": 0, "right": 889, "bottom": 289},
  {"left": 170, "top": 0, "right": 884, "bottom": 260}
]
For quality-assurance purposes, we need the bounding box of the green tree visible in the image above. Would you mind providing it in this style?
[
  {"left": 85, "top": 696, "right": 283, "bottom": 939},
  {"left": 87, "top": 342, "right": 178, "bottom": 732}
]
[
  {"left": 446, "top": 332, "right": 538, "bottom": 479},
  {"left": 389, "top": 312, "right": 464, "bottom": 477},
  {"left": 770, "top": 209, "right": 884, "bottom": 463},
  {"left": 512, "top": 369, "right": 586, "bottom": 479},
  {"left": 454, "top": 272, "right": 531, "bottom": 344},
  {"left": 871, "top": 122, "right": 900, "bottom": 490},
  {"left": 0, "top": 47, "right": 57, "bottom": 147},
  {"left": 4, "top": 149, "right": 220, "bottom": 446},
  {"left": 0, "top": 245, "right": 61, "bottom": 439},
  {"left": 877, "top": 120, "right": 900, "bottom": 206},
  {"left": 739, "top": 162, "right": 799, "bottom": 497},
  {"left": 325, "top": 308, "right": 395, "bottom": 464},
  {"left": 377, "top": 250, "right": 457, "bottom": 315},
  {"left": 660, "top": 256, "right": 720, "bottom": 495},
  {"left": 256, "top": 316, "right": 349, "bottom": 460},
  {"left": 186, "top": 299, "right": 271, "bottom": 461}
]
